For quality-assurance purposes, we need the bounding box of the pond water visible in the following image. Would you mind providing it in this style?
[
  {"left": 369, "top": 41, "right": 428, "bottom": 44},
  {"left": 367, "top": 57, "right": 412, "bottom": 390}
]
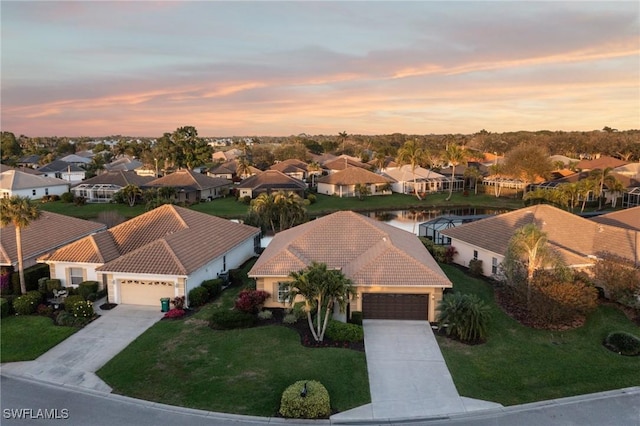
[{"left": 260, "top": 207, "right": 506, "bottom": 247}]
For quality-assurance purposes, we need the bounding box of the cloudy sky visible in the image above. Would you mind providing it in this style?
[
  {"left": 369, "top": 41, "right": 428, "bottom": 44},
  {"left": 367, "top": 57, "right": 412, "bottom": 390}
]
[{"left": 2, "top": 1, "right": 638, "bottom": 137}]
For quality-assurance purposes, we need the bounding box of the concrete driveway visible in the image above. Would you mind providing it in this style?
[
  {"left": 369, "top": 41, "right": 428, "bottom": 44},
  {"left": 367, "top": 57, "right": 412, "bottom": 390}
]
[
  {"left": 333, "top": 320, "right": 501, "bottom": 421},
  {"left": 0, "top": 302, "right": 163, "bottom": 392}
]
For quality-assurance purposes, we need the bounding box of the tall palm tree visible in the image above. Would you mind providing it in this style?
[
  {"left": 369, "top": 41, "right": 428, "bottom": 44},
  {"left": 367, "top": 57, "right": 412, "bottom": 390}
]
[
  {"left": 120, "top": 184, "right": 142, "bottom": 207},
  {"left": 577, "top": 178, "right": 597, "bottom": 212},
  {"left": 0, "top": 196, "right": 41, "bottom": 295},
  {"left": 443, "top": 144, "right": 469, "bottom": 201},
  {"left": 463, "top": 166, "right": 483, "bottom": 195},
  {"left": 250, "top": 192, "right": 276, "bottom": 234},
  {"left": 558, "top": 182, "right": 580, "bottom": 211},
  {"left": 589, "top": 167, "right": 615, "bottom": 209},
  {"left": 507, "top": 223, "right": 555, "bottom": 308},
  {"left": 338, "top": 131, "right": 348, "bottom": 154},
  {"left": 235, "top": 155, "right": 252, "bottom": 179},
  {"left": 607, "top": 179, "right": 626, "bottom": 208},
  {"left": 396, "top": 140, "right": 427, "bottom": 200}
]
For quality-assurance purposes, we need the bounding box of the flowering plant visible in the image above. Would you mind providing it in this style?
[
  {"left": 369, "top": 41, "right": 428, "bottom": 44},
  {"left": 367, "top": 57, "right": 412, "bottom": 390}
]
[{"left": 164, "top": 308, "right": 185, "bottom": 319}]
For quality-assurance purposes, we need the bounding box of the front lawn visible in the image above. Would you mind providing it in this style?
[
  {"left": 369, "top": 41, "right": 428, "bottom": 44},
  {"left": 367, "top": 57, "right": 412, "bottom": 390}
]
[
  {"left": 1, "top": 315, "right": 77, "bottom": 362},
  {"left": 438, "top": 265, "right": 640, "bottom": 406},
  {"left": 97, "top": 269, "right": 370, "bottom": 416}
]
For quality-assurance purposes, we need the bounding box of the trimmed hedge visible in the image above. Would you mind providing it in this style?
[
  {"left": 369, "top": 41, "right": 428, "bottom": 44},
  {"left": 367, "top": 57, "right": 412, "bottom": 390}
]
[
  {"left": 350, "top": 311, "right": 363, "bottom": 325},
  {"left": 64, "top": 295, "right": 86, "bottom": 313},
  {"left": 209, "top": 309, "right": 255, "bottom": 330},
  {"left": 10, "top": 264, "right": 49, "bottom": 294},
  {"left": 13, "top": 291, "right": 42, "bottom": 315},
  {"left": 0, "top": 298, "right": 9, "bottom": 318},
  {"left": 188, "top": 286, "right": 209, "bottom": 308},
  {"left": 325, "top": 320, "right": 364, "bottom": 342},
  {"left": 78, "top": 281, "right": 99, "bottom": 299},
  {"left": 279, "top": 380, "right": 331, "bottom": 419},
  {"left": 604, "top": 331, "right": 640, "bottom": 356},
  {"left": 201, "top": 278, "right": 223, "bottom": 301}
]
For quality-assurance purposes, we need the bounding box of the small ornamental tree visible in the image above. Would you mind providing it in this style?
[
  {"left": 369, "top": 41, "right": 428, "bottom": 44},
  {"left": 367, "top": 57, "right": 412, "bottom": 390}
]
[
  {"left": 234, "top": 289, "right": 270, "bottom": 314},
  {"left": 592, "top": 252, "right": 640, "bottom": 308}
]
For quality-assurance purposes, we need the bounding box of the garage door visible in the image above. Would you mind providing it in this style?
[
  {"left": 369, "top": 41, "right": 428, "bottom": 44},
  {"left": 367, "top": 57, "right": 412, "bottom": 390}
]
[
  {"left": 120, "top": 280, "right": 174, "bottom": 306},
  {"left": 362, "top": 293, "right": 428, "bottom": 320}
]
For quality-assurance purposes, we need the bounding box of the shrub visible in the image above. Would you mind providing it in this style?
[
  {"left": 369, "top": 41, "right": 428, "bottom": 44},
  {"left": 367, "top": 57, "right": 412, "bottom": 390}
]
[
  {"left": 469, "top": 259, "right": 484, "bottom": 277},
  {"left": 283, "top": 313, "right": 298, "bottom": 324},
  {"left": 60, "top": 192, "right": 75, "bottom": 203},
  {"left": 188, "top": 286, "right": 209, "bottom": 308},
  {"left": 307, "top": 194, "right": 316, "bottom": 204},
  {"left": 257, "top": 309, "right": 273, "bottom": 320},
  {"left": 437, "top": 293, "right": 492, "bottom": 343},
  {"left": 279, "top": 380, "right": 331, "bottom": 419},
  {"left": 64, "top": 295, "right": 86, "bottom": 313},
  {"left": 163, "top": 308, "right": 186, "bottom": 319},
  {"left": 56, "top": 311, "right": 77, "bottom": 326},
  {"left": 10, "top": 264, "right": 49, "bottom": 294},
  {"left": 234, "top": 289, "right": 270, "bottom": 314},
  {"left": 592, "top": 252, "right": 640, "bottom": 309},
  {"left": 209, "top": 309, "right": 255, "bottom": 330},
  {"left": 604, "top": 331, "right": 640, "bottom": 356},
  {"left": 78, "top": 281, "right": 99, "bottom": 299},
  {"left": 241, "top": 195, "right": 252, "bottom": 204},
  {"left": 350, "top": 311, "right": 363, "bottom": 325},
  {"left": 37, "top": 304, "right": 53, "bottom": 316},
  {"left": 26, "top": 290, "right": 43, "bottom": 305},
  {"left": 46, "top": 279, "right": 62, "bottom": 293},
  {"left": 325, "top": 320, "right": 364, "bottom": 342},
  {"left": 13, "top": 295, "right": 38, "bottom": 315},
  {"left": 74, "top": 196, "right": 86, "bottom": 206},
  {"left": 0, "top": 298, "right": 9, "bottom": 318},
  {"left": 201, "top": 278, "right": 223, "bottom": 300},
  {"left": 72, "top": 300, "right": 94, "bottom": 319},
  {"left": 172, "top": 296, "right": 185, "bottom": 310}
]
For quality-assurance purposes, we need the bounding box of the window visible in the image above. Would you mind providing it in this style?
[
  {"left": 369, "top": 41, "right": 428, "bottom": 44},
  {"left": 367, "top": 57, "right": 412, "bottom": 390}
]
[
  {"left": 45, "top": 188, "right": 49, "bottom": 196},
  {"left": 491, "top": 257, "right": 498, "bottom": 275},
  {"left": 69, "top": 268, "right": 84, "bottom": 286},
  {"left": 277, "top": 283, "right": 290, "bottom": 303},
  {"left": 32, "top": 189, "right": 36, "bottom": 196},
  {"left": 473, "top": 250, "right": 478, "bottom": 260}
]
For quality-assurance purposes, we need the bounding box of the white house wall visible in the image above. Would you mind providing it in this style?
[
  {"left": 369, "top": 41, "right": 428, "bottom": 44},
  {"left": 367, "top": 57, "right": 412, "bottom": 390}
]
[
  {"left": 450, "top": 239, "right": 504, "bottom": 277},
  {"left": 46, "top": 261, "right": 102, "bottom": 287},
  {"left": 5, "top": 184, "right": 69, "bottom": 200}
]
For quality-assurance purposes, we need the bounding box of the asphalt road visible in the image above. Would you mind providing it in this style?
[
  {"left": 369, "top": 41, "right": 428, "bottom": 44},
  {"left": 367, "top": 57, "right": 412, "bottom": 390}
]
[{"left": 2, "top": 375, "right": 639, "bottom": 426}]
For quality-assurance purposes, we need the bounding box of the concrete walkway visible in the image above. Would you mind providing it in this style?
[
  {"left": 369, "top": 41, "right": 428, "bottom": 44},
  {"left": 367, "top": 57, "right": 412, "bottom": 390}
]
[
  {"left": 0, "top": 301, "right": 164, "bottom": 392},
  {"left": 332, "top": 320, "right": 501, "bottom": 421}
]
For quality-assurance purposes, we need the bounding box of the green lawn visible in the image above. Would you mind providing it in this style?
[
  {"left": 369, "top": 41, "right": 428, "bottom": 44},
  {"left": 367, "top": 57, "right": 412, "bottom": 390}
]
[
  {"left": 438, "top": 265, "right": 640, "bottom": 406},
  {"left": 97, "top": 261, "right": 370, "bottom": 416},
  {"left": 42, "top": 191, "right": 523, "bottom": 221},
  {"left": 1, "top": 315, "right": 77, "bottom": 362}
]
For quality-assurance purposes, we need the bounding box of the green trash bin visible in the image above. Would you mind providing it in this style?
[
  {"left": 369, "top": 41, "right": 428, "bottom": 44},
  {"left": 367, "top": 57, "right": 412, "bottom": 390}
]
[{"left": 160, "top": 297, "right": 170, "bottom": 313}]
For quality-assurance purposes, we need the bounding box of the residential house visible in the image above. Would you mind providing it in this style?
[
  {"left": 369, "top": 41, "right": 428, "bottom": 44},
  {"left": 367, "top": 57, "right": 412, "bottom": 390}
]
[
  {"left": 269, "top": 159, "right": 310, "bottom": 181},
  {"left": 0, "top": 170, "right": 69, "bottom": 199},
  {"left": 576, "top": 155, "right": 628, "bottom": 172},
  {"left": 440, "top": 204, "right": 640, "bottom": 278},
  {"left": 1, "top": 212, "right": 106, "bottom": 270},
  {"left": 212, "top": 148, "right": 243, "bottom": 162},
  {"left": 590, "top": 207, "right": 640, "bottom": 232},
  {"left": 323, "top": 156, "right": 370, "bottom": 174},
  {"left": 71, "top": 171, "right": 154, "bottom": 203},
  {"left": 208, "top": 159, "right": 260, "bottom": 181},
  {"left": 40, "top": 205, "right": 261, "bottom": 307},
  {"left": 316, "top": 167, "right": 393, "bottom": 198},
  {"left": 16, "top": 155, "right": 40, "bottom": 169},
  {"left": 146, "top": 169, "right": 233, "bottom": 203},
  {"left": 105, "top": 156, "right": 143, "bottom": 172},
  {"left": 36, "top": 160, "right": 86, "bottom": 183},
  {"left": 383, "top": 165, "right": 447, "bottom": 195},
  {"left": 236, "top": 170, "right": 307, "bottom": 199},
  {"left": 59, "top": 154, "right": 93, "bottom": 166},
  {"left": 248, "top": 211, "right": 453, "bottom": 322}
]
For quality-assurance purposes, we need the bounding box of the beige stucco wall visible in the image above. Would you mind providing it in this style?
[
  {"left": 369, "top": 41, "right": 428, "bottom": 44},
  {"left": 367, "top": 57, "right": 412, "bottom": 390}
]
[
  {"left": 255, "top": 276, "right": 446, "bottom": 322},
  {"left": 106, "top": 273, "right": 186, "bottom": 307}
]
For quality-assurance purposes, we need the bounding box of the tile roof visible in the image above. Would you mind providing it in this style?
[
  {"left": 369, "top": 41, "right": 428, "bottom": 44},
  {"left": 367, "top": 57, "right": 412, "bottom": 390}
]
[
  {"left": 323, "top": 157, "right": 369, "bottom": 171},
  {"left": 37, "top": 160, "right": 85, "bottom": 173},
  {"left": 71, "top": 171, "right": 154, "bottom": 188},
  {"left": 2, "top": 212, "right": 106, "bottom": 266},
  {"left": 317, "top": 167, "right": 394, "bottom": 185},
  {"left": 236, "top": 170, "right": 306, "bottom": 190},
  {"left": 45, "top": 205, "right": 260, "bottom": 275},
  {"left": 441, "top": 204, "right": 639, "bottom": 266},
  {"left": 590, "top": 207, "right": 640, "bottom": 231},
  {"left": 576, "top": 156, "right": 628, "bottom": 171},
  {"left": 383, "top": 165, "right": 446, "bottom": 181},
  {"left": 146, "top": 169, "right": 231, "bottom": 190},
  {"left": 249, "top": 211, "right": 452, "bottom": 288},
  {"left": 0, "top": 170, "right": 69, "bottom": 190}
]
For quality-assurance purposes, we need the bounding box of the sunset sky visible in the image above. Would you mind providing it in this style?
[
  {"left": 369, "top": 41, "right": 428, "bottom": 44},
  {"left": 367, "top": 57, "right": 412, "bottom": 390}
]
[{"left": 2, "top": 1, "right": 638, "bottom": 137}]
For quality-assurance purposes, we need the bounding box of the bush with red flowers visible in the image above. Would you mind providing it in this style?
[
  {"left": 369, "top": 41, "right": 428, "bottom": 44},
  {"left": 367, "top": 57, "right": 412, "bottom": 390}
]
[
  {"left": 234, "top": 289, "right": 270, "bottom": 314},
  {"left": 164, "top": 308, "right": 186, "bottom": 319}
]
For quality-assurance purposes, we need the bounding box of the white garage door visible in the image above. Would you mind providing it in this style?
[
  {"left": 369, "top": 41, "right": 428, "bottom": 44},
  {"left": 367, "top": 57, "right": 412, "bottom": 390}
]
[{"left": 120, "top": 279, "right": 174, "bottom": 306}]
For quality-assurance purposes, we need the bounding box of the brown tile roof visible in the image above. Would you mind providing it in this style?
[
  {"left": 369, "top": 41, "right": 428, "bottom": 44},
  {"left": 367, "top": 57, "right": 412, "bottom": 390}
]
[
  {"left": 269, "top": 159, "right": 309, "bottom": 174},
  {"left": 323, "top": 157, "right": 369, "bottom": 171},
  {"left": 317, "top": 167, "right": 394, "bottom": 185},
  {"left": 71, "top": 170, "right": 154, "bottom": 188},
  {"left": 2, "top": 212, "right": 106, "bottom": 266},
  {"left": 441, "top": 204, "right": 639, "bottom": 266},
  {"left": 146, "top": 169, "right": 231, "bottom": 190},
  {"left": 249, "top": 211, "right": 452, "bottom": 288},
  {"left": 576, "top": 156, "right": 628, "bottom": 171},
  {"left": 45, "top": 205, "right": 259, "bottom": 275},
  {"left": 590, "top": 207, "right": 640, "bottom": 231},
  {"left": 237, "top": 170, "right": 306, "bottom": 191}
]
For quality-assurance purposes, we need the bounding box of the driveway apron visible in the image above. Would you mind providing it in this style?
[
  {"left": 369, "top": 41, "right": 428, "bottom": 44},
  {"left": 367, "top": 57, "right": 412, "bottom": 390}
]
[{"left": 0, "top": 302, "right": 163, "bottom": 393}]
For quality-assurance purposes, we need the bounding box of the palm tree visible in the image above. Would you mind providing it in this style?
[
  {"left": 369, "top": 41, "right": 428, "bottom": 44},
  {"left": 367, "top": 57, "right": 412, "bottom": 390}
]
[
  {"left": 463, "top": 166, "right": 483, "bottom": 195},
  {"left": 236, "top": 155, "right": 252, "bottom": 179},
  {"left": 607, "top": 179, "right": 626, "bottom": 208},
  {"left": 338, "top": 131, "right": 348, "bottom": 154},
  {"left": 577, "top": 178, "right": 597, "bottom": 212},
  {"left": 589, "top": 167, "right": 615, "bottom": 209},
  {"left": 443, "top": 144, "right": 468, "bottom": 201},
  {"left": 373, "top": 151, "right": 387, "bottom": 172},
  {"left": 558, "top": 182, "right": 580, "bottom": 212},
  {"left": 120, "top": 184, "right": 142, "bottom": 207},
  {"left": 507, "top": 223, "right": 555, "bottom": 307},
  {"left": 396, "top": 140, "right": 427, "bottom": 200},
  {"left": 0, "top": 196, "right": 41, "bottom": 295},
  {"left": 285, "top": 262, "right": 354, "bottom": 342},
  {"left": 354, "top": 183, "right": 371, "bottom": 200},
  {"left": 250, "top": 192, "right": 276, "bottom": 234}
]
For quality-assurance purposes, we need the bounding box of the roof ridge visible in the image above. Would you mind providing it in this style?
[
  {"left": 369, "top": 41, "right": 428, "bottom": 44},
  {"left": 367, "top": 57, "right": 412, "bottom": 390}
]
[
  {"left": 160, "top": 239, "right": 188, "bottom": 275},
  {"left": 88, "top": 234, "right": 106, "bottom": 263}
]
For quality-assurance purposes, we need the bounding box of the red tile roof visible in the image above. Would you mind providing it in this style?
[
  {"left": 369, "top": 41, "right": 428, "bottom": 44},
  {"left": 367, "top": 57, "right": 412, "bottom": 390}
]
[
  {"left": 249, "top": 211, "right": 452, "bottom": 288},
  {"left": 317, "top": 167, "right": 394, "bottom": 185}
]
